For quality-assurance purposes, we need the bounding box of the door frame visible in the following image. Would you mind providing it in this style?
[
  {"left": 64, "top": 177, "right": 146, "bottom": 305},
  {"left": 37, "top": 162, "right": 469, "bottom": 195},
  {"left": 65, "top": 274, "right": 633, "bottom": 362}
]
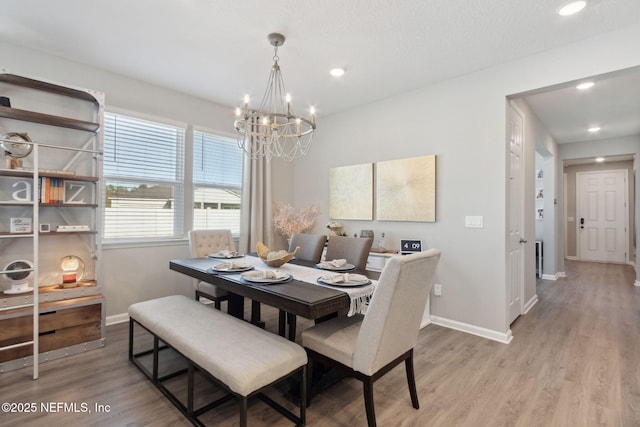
[{"left": 576, "top": 168, "right": 629, "bottom": 264}]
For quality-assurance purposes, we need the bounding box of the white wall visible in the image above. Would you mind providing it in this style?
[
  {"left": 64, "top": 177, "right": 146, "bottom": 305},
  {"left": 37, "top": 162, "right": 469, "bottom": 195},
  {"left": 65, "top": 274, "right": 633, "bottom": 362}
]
[
  {"left": 2, "top": 23, "right": 639, "bottom": 337},
  {"left": 291, "top": 24, "right": 640, "bottom": 340}
]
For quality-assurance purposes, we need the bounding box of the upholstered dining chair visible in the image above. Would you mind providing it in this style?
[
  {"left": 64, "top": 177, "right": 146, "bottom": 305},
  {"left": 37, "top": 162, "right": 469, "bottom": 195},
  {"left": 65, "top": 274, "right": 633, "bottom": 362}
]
[
  {"left": 288, "top": 233, "right": 327, "bottom": 263},
  {"left": 188, "top": 229, "right": 234, "bottom": 309},
  {"left": 325, "top": 235, "right": 373, "bottom": 270},
  {"left": 301, "top": 249, "right": 441, "bottom": 427}
]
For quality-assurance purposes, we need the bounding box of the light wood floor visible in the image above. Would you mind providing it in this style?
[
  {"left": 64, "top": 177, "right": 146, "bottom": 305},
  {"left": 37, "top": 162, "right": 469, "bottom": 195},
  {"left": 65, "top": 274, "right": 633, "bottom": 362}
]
[{"left": 1, "top": 260, "right": 639, "bottom": 426}]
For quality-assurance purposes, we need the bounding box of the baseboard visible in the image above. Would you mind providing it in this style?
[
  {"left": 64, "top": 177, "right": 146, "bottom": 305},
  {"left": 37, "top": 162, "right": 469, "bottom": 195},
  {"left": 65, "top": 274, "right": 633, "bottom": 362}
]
[
  {"left": 635, "top": 280, "right": 640, "bottom": 287},
  {"left": 566, "top": 256, "right": 578, "bottom": 261},
  {"left": 106, "top": 313, "right": 129, "bottom": 326},
  {"left": 429, "top": 315, "right": 513, "bottom": 344},
  {"left": 420, "top": 317, "right": 432, "bottom": 329},
  {"left": 557, "top": 271, "right": 566, "bottom": 278},
  {"left": 541, "top": 272, "right": 563, "bottom": 280},
  {"left": 522, "top": 294, "right": 538, "bottom": 314}
]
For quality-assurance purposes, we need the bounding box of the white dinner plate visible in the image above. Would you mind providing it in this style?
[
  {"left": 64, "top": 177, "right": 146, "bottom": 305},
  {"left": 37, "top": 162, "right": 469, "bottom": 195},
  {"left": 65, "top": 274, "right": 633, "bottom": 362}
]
[
  {"left": 317, "top": 277, "right": 371, "bottom": 287},
  {"left": 207, "top": 252, "right": 245, "bottom": 259},
  {"left": 315, "top": 263, "right": 356, "bottom": 272},
  {"left": 240, "top": 271, "right": 292, "bottom": 284},
  {"left": 212, "top": 263, "right": 253, "bottom": 273}
]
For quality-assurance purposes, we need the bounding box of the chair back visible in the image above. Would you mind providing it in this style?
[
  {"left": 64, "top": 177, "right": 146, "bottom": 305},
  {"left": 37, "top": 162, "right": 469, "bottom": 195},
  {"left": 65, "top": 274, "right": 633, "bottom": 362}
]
[
  {"left": 352, "top": 249, "right": 441, "bottom": 376},
  {"left": 288, "top": 233, "right": 327, "bottom": 263},
  {"left": 189, "top": 229, "right": 235, "bottom": 258},
  {"left": 325, "top": 235, "right": 373, "bottom": 270}
]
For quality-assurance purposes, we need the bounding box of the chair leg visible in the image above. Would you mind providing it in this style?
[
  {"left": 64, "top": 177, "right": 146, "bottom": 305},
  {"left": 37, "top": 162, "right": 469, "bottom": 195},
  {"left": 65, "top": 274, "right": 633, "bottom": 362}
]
[
  {"left": 405, "top": 350, "right": 419, "bottom": 409},
  {"left": 214, "top": 298, "right": 222, "bottom": 310},
  {"left": 239, "top": 396, "right": 248, "bottom": 427},
  {"left": 306, "top": 357, "right": 315, "bottom": 407},
  {"left": 363, "top": 376, "right": 376, "bottom": 427}
]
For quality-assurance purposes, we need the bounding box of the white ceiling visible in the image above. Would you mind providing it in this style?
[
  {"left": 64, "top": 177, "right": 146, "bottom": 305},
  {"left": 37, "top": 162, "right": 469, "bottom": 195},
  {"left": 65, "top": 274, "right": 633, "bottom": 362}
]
[
  {"left": 0, "top": 0, "right": 639, "bottom": 143},
  {"left": 520, "top": 66, "right": 640, "bottom": 144}
]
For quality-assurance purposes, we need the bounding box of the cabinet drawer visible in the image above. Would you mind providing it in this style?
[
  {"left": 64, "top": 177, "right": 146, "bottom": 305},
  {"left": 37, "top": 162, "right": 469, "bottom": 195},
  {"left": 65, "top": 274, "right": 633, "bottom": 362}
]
[
  {"left": 0, "top": 297, "right": 103, "bottom": 363},
  {"left": 0, "top": 302, "right": 101, "bottom": 341},
  {"left": 0, "top": 322, "right": 101, "bottom": 362}
]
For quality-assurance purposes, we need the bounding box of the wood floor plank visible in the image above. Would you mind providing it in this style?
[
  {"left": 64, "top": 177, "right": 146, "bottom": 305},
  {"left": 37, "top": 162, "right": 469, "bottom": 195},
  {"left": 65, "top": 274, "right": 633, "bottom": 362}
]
[{"left": 1, "top": 260, "right": 639, "bottom": 426}]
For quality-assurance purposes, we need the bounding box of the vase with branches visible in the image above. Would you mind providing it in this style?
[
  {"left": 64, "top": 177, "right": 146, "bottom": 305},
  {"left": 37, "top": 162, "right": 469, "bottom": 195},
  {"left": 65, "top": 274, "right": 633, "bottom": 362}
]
[{"left": 272, "top": 201, "right": 319, "bottom": 238}]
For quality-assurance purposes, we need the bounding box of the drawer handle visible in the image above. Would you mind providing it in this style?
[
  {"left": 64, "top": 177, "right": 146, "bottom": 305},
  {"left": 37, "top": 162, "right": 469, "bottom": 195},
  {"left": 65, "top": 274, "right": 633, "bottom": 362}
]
[
  {"left": 39, "top": 330, "right": 56, "bottom": 336},
  {"left": 41, "top": 311, "right": 57, "bottom": 316}
]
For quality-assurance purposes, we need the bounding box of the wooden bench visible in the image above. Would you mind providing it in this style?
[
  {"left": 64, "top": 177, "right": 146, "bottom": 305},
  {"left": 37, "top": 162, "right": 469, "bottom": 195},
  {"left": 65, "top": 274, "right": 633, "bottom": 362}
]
[{"left": 128, "top": 295, "right": 307, "bottom": 426}]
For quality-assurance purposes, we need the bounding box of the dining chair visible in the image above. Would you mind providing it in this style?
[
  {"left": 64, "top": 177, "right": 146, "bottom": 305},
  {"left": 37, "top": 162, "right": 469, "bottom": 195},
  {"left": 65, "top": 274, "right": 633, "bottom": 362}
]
[
  {"left": 288, "top": 233, "right": 327, "bottom": 263},
  {"left": 325, "top": 235, "right": 373, "bottom": 270},
  {"left": 188, "top": 229, "right": 234, "bottom": 309},
  {"left": 301, "top": 249, "right": 441, "bottom": 427}
]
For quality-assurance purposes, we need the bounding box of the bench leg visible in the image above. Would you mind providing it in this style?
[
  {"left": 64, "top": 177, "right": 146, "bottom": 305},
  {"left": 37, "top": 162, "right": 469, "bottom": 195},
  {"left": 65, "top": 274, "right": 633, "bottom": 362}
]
[
  {"left": 153, "top": 336, "right": 159, "bottom": 382},
  {"left": 187, "top": 362, "right": 195, "bottom": 416},
  {"left": 128, "top": 319, "right": 134, "bottom": 361}
]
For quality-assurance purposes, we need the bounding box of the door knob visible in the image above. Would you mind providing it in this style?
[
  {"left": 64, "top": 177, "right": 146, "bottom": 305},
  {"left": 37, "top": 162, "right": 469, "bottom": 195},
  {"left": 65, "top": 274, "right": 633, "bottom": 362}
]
[{"left": 519, "top": 238, "right": 527, "bottom": 244}]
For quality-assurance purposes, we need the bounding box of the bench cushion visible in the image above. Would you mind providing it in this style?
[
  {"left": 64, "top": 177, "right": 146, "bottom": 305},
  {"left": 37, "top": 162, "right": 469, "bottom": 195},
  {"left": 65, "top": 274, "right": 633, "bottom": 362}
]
[{"left": 129, "top": 295, "right": 307, "bottom": 396}]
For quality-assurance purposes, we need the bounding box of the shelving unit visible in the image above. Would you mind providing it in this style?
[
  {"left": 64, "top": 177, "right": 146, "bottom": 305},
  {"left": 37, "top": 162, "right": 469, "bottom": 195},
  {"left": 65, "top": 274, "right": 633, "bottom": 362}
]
[{"left": 0, "top": 71, "right": 105, "bottom": 378}]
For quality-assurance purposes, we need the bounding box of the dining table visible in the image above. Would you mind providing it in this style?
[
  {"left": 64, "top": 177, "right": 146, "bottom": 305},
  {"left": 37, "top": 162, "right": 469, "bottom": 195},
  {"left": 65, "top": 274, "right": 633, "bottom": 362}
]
[{"left": 169, "top": 254, "right": 380, "bottom": 341}]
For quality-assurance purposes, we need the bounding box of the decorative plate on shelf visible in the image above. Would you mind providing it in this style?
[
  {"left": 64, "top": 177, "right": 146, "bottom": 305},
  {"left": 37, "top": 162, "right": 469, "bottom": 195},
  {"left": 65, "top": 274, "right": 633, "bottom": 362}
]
[{"left": 1, "top": 132, "right": 33, "bottom": 158}]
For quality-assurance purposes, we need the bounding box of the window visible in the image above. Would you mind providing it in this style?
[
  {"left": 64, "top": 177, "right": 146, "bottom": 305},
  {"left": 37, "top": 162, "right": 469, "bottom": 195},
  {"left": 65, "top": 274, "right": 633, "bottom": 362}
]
[
  {"left": 193, "top": 131, "right": 242, "bottom": 236},
  {"left": 103, "top": 112, "right": 185, "bottom": 240}
]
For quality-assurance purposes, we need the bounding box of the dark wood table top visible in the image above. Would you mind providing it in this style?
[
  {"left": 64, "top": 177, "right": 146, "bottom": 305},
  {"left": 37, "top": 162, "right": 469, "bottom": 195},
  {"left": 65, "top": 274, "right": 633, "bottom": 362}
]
[{"left": 170, "top": 256, "right": 379, "bottom": 321}]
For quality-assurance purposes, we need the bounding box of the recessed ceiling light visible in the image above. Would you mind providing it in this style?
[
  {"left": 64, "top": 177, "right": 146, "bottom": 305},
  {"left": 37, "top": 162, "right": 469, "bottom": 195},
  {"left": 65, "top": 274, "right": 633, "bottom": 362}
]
[
  {"left": 576, "top": 81, "right": 594, "bottom": 90},
  {"left": 329, "top": 68, "right": 346, "bottom": 77},
  {"left": 558, "top": 1, "right": 587, "bottom": 16},
  {"left": 595, "top": 157, "right": 605, "bottom": 162},
  {"left": 588, "top": 126, "right": 601, "bottom": 133}
]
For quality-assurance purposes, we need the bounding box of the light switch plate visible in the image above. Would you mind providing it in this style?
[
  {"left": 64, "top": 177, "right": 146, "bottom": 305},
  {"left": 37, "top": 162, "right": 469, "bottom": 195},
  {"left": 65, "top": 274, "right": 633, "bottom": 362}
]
[{"left": 465, "top": 216, "right": 483, "bottom": 228}]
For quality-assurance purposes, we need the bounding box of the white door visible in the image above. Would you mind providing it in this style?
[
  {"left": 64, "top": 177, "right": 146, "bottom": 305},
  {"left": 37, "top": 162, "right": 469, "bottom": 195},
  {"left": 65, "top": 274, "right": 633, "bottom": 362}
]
[
  {"left": 507, "top": 103, "right": 524, "bottom": 324},
  {"left": 577, "top": 170, "right": 627, "bottom": 263}
]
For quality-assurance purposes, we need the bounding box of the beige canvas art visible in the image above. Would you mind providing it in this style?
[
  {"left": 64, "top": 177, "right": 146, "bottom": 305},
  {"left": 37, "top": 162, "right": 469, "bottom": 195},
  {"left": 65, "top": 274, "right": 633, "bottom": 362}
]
[
  {"left": 329, "top": 163, "right": 373, "bottom": 220},
  {"left": 376, "top": 154, "right": 436, "bottom": 222}
]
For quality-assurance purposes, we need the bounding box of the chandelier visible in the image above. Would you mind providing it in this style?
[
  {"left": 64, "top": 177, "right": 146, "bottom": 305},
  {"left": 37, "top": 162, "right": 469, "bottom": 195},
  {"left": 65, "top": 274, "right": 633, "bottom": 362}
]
[{"left": 234, "top": 33, "right": 316, "bottom": 161}]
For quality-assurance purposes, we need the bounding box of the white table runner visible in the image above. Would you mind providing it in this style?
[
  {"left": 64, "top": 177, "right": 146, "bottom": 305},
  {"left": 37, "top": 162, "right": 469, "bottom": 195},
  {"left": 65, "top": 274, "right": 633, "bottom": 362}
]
[{"left": 211, "top": 255, "right": 377, "bottom": 316}]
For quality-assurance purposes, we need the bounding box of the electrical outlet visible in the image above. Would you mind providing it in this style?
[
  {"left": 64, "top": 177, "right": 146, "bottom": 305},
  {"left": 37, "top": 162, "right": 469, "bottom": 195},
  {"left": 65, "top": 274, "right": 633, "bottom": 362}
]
[{"left": 434, "top": 283, "right": 442, "bottom": 296}]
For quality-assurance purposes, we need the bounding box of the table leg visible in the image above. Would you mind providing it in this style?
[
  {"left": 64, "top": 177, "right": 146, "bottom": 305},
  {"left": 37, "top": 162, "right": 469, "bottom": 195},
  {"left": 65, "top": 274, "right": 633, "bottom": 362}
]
[
  {"left": 278, "top": 310, "right": 286, "bottom": 337},
  {"left": 287, "top": 312, "right": 297, "bottom": 341},
  {"left": 227, "top": 294, "right": 245, "bottom": 319},
  {"left": 251, "top": 301, "right": 265, "bottom": 329}
]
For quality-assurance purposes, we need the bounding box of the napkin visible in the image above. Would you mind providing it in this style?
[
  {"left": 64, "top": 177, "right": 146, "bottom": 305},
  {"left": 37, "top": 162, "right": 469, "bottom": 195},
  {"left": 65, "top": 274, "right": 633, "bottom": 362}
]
[
  {"left": 319, "top": 273, "right": 368, "bottom": 284},
  {"left": 215, "top": 261, "right": 250, "bottom": 270},
  {"left": 317, "top": 259, "right": 348, "bottom": 269},
  {"left": 242, "top": 270, "right": 288, "bottom": 280}
]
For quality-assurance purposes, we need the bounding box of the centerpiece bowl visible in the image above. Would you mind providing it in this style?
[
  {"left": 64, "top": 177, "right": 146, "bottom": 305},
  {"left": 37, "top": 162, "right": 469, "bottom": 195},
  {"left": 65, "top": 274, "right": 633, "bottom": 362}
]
[{"left": 257, "top": 242, "right": 299, "bottom": 267}]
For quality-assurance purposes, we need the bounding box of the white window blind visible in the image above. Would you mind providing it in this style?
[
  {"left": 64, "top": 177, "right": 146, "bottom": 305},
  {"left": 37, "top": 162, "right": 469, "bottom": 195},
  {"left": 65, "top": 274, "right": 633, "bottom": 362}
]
[
  {"left": 192, "top": 131, "right": 242, "bottom": 236},
  {"left": 103, "top": 112, "right": 185, "bottom": 240}
]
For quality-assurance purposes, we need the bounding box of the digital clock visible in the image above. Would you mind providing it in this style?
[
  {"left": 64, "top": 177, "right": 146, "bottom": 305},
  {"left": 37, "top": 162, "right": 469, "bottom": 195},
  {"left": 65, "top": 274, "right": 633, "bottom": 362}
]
[{"left": 400, "top": 239, "right": 423, "bottom": 254}]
